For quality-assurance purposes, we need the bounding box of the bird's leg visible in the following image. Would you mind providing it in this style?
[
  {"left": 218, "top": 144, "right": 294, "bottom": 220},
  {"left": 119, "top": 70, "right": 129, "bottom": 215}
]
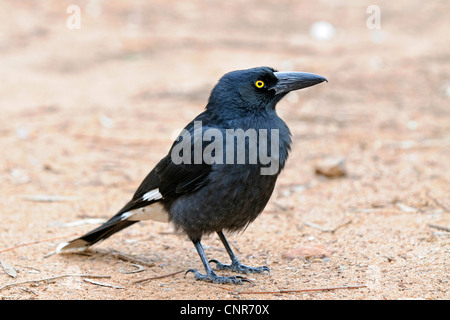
[
  {"left": 185, "top": 237, "right": 251, "bottom": 284},
  {"left": 209, "top": 231, "right": 270, "bottom": 275}
]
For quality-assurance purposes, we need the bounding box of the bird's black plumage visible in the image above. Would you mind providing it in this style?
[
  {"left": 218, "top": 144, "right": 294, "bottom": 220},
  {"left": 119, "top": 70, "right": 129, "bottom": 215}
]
[{"left": 58, "top": 66, "right": 327, "bottom": 284}]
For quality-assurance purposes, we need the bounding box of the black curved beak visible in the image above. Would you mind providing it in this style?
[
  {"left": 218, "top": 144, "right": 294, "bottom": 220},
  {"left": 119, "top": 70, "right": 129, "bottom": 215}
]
[{"left": 272, "top": 71, "right": 327, "bottom": 95}]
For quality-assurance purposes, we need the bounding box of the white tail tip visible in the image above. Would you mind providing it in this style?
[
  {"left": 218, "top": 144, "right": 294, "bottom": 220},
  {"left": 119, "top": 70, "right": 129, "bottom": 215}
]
[{"left": 56, "top": 240, "right": 90, "bottom": 254}]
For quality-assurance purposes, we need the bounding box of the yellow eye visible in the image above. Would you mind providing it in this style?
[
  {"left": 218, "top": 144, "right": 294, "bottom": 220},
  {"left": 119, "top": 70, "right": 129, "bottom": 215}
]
[{"left": 255, "top": 80, "right": 265, "bottom": 88}]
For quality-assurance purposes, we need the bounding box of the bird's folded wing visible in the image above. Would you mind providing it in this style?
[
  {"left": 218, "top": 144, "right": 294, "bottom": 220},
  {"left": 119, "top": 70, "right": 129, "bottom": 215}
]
[{"left": 114, "top": 121, "right": 215, "bottom": 219}]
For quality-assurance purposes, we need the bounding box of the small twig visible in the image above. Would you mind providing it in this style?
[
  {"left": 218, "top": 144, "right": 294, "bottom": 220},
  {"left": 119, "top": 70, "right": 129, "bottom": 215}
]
[
  {"left": 20, "top": 287, "right": 38, "bottom": 296},
  {"left": 133, "top": 270, "right": 184, "bottom": 285},
  {"left": 272, "top": 201, "right": 293, "bottom": 212},
  {"left": 118, "top": 264, "right": 146, "bottom": 274},
  {"left": 304, "top": 220, "right": 351, "bottom": 233},
  {"left": 384, "top": 138, "right": 450, "bottom": 150},
  {"left": 57, "top": 218, "right": 106, "bottom": 228},
  {"left": 0, "top": 233, "right": 79, "bottom": 254},
  {"left": 73, "top": 133, "right": 150, "bottom": 146},
  {"left": 0, "top": 274, "right": 111, "bottom": 291},
  {"left": 22, "top": 195, "right": 78, "bottom": 202},
  {"left": 157, "top": 231, "right": 179, "bottom": 235},
  {"left": 347, "top": 207, "right": 385, "bottom": 213},
  {"left": 219, "top": 284, "right": 366, "bottom": 295},
  {"left": 427, "top": 192, "right": 450, "bottom": 213},
  {"left": 88, "top": 248, "right": 156, "bottom": 268},
  {"left": 333, "top": 220, "right": 352, "bottom": 232},
  {"left": 304, "top": 221, "right": 329, "bottom": 232},
  {"left": 84, "top": 278, "right": 124, "bottom": 289},
  {"left": 428, "top": 224, "right": 450, "bottom": 233}
]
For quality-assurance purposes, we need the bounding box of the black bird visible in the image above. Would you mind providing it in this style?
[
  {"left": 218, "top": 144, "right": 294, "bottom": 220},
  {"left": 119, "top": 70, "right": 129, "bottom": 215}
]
[{"left": 57, "top": 67, "right": 327, "bottom": 284}]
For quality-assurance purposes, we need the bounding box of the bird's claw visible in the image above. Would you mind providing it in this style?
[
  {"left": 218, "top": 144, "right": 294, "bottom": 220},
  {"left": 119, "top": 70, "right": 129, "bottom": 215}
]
[
  {"left": 185, "top": 268, "right": 251, "bottom": 284},
  {"left": 209, "top": 259, "right": 270, "bottom": 275}
]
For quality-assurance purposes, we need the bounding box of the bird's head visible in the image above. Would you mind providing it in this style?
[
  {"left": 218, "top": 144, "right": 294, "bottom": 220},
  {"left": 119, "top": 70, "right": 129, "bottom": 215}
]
[{"left": 207, "top": 66, "right": 327, "bottom": 114}]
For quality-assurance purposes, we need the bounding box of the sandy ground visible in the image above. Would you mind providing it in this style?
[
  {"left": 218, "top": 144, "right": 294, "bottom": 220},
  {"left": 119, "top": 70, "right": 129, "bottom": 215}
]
[{"left": 0, "top": 1, "right": 448, "bottom": 300}]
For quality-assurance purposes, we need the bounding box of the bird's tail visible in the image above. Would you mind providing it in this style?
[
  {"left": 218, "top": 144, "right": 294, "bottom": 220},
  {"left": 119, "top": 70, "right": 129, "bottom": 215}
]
[{"left": 56, "top": 217, "right": 137, "bottom": 253}]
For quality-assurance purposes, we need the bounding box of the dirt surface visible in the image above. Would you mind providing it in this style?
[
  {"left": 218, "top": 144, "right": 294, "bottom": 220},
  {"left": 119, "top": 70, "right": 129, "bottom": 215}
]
[{"left": 0, "top": 1, "right": 449, "bottom": 300}]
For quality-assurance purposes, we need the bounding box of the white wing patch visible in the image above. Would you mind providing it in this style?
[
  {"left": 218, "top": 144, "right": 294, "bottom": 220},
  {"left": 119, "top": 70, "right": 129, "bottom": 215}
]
[
  {"left": 142, "top": 189, "right": 163, "bottom": 201},
  {"left": 120, "top": 203, "right": 168, "bottom": 223}
]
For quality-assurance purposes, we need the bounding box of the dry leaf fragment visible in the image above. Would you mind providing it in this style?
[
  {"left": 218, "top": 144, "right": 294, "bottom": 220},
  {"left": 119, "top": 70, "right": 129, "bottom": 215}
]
[
  {"left": 1, "top": 260, "right": 18, "bottom": 278},
  {"left": 314, "top": 157, "right": 346, "bottom": 178},
  {"left": 395, "top": 203, "right": 418, "bottom": 213}
]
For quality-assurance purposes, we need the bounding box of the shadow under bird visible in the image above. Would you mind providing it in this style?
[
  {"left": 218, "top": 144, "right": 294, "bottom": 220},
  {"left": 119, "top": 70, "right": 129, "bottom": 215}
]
[{"left": 57, "top": 66, "right": 327, "bottom": 284}]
